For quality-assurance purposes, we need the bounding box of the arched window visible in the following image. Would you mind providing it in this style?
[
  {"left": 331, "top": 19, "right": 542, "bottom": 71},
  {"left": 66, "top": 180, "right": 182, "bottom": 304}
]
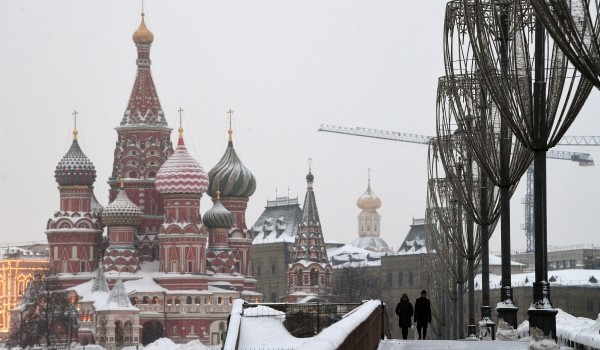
[
  {"left": 142, "top": 296, "right": 149, "bottom": 304},
  {"left": 186, "top": 296, "right": 193, "bottom": 305},
  {"left": 152, "top": 296, "right": 159, "bottom": 304},
  {"left": 295, "top": 268, "right": 303, "bottom": 286},
  {"left": 310, "top": 268, "right": 319, "bottom": 286},
  {"left": 195, "top": 297, "right": 201, "bottom": 305},
  {"left": 174, "top": 297, "right": 181, "bottom": 305}
]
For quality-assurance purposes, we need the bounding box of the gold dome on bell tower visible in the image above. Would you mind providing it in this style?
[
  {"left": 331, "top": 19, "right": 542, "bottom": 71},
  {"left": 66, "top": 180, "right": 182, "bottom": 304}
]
[
  {"left": 132, "top": 13, "right": 154, "bottom": 45},
  {"left": 356, "top": 168, "right": 381, "bottom": 212}
]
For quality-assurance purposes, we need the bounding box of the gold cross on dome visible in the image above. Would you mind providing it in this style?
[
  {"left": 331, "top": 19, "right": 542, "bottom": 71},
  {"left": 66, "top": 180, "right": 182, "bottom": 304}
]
[
  {"left": 177, "top": 107, "right": 184, "bottom": 137},
  {"left": 227, "top": 109, "right": 234, "bottom": 141},
  {"left": 72, "top": 110, "right": 79, "bottom": 140}
]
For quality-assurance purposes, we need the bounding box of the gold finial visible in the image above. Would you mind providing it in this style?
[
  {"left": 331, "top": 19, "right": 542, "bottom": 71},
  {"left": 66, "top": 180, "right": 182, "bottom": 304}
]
[
  {"left": 119, "top": 177, "right": 124, "bottom": 189},
  {"left": 308, "top": 158, "right": 312, "bottom": 173},
  {"left": 141, "top": 0, "right": 145, "bottom": 16},
  {"left": 216, "top": 190, "right": 221, "bottom": 200},
  {"left": 227, "top": 109, "right": 234, "bottom": 142},
  {"left": 368, "top": 168, "right": 371, "bottom": 187},
  {"left": 177, "top": 107, "right": 184, "bottom": 138},
  {"left": 72, "top": 110, "right": 79, "bottom": 140}
]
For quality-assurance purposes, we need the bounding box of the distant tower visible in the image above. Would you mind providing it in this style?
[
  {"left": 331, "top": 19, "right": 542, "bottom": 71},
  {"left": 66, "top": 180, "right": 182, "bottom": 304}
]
[
  {"left": 287, "top": 162, "right": 333, "bottom": 298},
  {"left": 108, "top": 12, "right": 173, "bottom": 262},
  {"left": 102, "top": 179, "right": 143, "bottom": 273},
  {"left": 353, "top": 169, "right": 390, "bottom": 253},
  {"left": 206, "top": 110, "right": 256, "bottom": 276},
  {"left": 47, "top": 112, "right": 103, "bottom": 274},
  {"left": 155, "top": 111, "right": 209, "bottom": 274}
]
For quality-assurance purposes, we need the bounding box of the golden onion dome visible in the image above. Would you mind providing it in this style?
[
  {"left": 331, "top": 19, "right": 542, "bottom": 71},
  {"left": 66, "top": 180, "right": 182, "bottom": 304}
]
[
  {"left": 356, "top": 174, "right": 381, "bottom": 211},
  {"left": 132, "top": 14, "right": 154, "bottom": 45}
]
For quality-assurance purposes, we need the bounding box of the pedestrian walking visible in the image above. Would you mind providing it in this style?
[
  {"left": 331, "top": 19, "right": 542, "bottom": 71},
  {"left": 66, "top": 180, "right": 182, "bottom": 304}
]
[
  {"left": 414, "top": 290, "right": 431, "bottom": 340},
  {"left": 395, "top": 293, "right": 413, "bottom": 340}
]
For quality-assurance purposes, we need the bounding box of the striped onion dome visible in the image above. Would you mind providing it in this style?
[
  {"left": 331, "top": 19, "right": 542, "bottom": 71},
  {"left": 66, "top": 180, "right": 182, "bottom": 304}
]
[
  {"left": 203, "top": 196, "right": 234, "bottom": 229},
  {"left": 207, "top": 140, "right": 256, "bottom": 198},
  {"left": 155, "top": 136, "right": 209, "bottom": 194},
  {"left": 55, "top": 139, "right": 97, "bottom": 186},
  {"left": 102, "top": 188, "right": 142, "bottom": 226}
]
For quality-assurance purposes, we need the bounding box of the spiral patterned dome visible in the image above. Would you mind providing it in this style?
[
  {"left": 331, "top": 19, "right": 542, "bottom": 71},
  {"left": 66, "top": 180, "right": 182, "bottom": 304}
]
[
  {"left": 102, "top": 188, "right": 143, "bottom": 226},
  {"left": 155, "top": 137, "right": 209, "bottom": 194},
  {"left": 203, "top": 198, "right": 234, "bottom": 229},
  {"left": 207, "top": 141, "right": 256, "bottom": 198},
  {"left": 55, "top": 139, "right": 97, "bottom": 186},
  {"left": 132, "top": 14, "right": 154, "bottom": 45},
  {"left": 357, "top": 183, "right": 381, "bottom": 211}
]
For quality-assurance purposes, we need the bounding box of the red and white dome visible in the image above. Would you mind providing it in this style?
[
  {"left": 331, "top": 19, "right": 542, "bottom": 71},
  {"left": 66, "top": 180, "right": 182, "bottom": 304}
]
[{"left": 155, "top": 137, "right": 209, "bottom": 194}]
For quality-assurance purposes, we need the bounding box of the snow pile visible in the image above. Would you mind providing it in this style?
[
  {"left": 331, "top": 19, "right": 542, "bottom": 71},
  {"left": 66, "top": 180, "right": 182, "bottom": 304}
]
[
  {"left": 496, "top": 319, "right": 519, "bottom": 341},
  {"left": 142, "top": 337, "right": 178, "bottom": 350},
  {"left": 517, "top": 309, "right": 600, "bottom": 349},
  {"left": 178, "top": 340, "right": 208, "bottom": 350},
  {"left": 243, "top": 304, "right": 286, "bottom": 321},
  {"left": 231, "top": 299, "right": 381, "bottom": 350},
  {"left": 555, "top": 309, "right": 600, "bottom": 348}
]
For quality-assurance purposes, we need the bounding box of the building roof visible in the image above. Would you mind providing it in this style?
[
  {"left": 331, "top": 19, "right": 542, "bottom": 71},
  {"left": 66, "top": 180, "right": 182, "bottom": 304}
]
[
  {"left": 397, "top": 218, "right": 430, "bottom": 255},
  {"left": 252, "top": 197, "right": 302, "bottom": 244}
]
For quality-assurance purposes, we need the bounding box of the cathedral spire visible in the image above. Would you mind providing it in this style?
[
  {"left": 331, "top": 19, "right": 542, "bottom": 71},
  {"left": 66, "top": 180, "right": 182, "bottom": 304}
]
[
  {"left": 301, "top": 158, "right": 319, "bottom": 225},
  {"left": 121, "top": 11, "right": 167, "bottom": 127}
]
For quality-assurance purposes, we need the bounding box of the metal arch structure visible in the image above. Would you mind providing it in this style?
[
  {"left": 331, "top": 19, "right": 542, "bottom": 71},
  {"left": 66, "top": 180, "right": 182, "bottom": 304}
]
[
  {"left": 318, "top": 124, "right": 597, "bottom": 251},
  {"left": 522, "top": 151, "right": 594, "bottom": 252}
]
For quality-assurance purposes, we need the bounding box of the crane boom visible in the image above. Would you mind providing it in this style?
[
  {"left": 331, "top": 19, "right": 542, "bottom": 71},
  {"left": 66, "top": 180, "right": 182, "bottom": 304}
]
[
  {"left": 319, "top": 123, "right": 597, "bottom": 252},
  {"left": 318, "top": 124, "right": 432, "bottom": 145},
  {"left": 319, "top": 124, "right": 599, "bottom": 148}
]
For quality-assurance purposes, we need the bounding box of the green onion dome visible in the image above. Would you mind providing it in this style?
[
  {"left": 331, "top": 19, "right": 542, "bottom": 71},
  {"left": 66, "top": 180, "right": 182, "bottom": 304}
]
[
  {"left": 207, "top": 140, "right": 256, "bottom": 198},
  {"left": 203, "top": 196, "right": 234, "bottom": 229}
]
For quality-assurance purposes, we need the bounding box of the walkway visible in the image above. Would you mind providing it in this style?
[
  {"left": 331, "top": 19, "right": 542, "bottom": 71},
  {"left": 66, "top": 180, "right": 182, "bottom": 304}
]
[{"left": 379, "top": 340, "right": 537, "bottom": 349}]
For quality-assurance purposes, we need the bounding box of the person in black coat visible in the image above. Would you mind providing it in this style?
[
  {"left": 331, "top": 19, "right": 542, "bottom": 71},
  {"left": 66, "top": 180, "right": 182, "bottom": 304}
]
[
  {"left": 414, "top": 290, "right": 432, "bottom": 340},
  {"left": 395, "top": 293, "right": 413, "bottom": 340}
]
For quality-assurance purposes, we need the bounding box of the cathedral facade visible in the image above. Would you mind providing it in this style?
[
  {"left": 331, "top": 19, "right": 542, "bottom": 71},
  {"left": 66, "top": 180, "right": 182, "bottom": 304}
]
[{"left": 40, "top": 13, "right": 259, "bottom": 349}]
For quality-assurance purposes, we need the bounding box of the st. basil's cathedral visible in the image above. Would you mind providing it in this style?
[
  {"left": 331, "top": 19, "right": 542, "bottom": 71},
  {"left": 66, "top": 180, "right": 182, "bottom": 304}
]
[{"left": 42, "top": 13, "right": 264, "bottom": 349}]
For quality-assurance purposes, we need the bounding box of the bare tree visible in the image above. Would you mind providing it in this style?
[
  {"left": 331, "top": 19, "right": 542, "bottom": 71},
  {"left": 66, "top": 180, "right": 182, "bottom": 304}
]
[
  {"left": 8, "top": 270, "right": 77, "bottom": 349},
  {"left": 333, "top": 266, "right": 382, "bottom": 303}
]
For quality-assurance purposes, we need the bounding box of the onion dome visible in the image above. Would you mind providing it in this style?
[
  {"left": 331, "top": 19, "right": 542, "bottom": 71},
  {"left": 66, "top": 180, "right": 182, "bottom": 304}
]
[
  {"left": 55, "top": 137, "right": 96, "bottom": 186},
  {"left": 207, "top": 127, "right": 256, "bottom": 198},
  {"left": 102, "top": 187, "right": 143, "bottom": 226},
  {"left": 132, "top": 13, "right": 154, "bottom": 45},
  {"left": 203, "top": 193, "right": 234, "bottom": 229},
  {"left": 357, "top": 171, "right": 381, "bottom": 211},
  {"left": 155, "top": 132, "right": 209, "bottom": 194}
]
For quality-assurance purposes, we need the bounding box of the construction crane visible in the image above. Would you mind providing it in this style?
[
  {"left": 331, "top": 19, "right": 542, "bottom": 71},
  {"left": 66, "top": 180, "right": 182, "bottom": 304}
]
[{"left": 318, "top": 124, "right": 597, "bottom": 252}]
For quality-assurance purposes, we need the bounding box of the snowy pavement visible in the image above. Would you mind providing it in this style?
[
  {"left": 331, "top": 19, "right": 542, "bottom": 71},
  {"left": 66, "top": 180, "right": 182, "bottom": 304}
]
[{"left": 379, "top": 339, "right": 532, "bottom": 349}]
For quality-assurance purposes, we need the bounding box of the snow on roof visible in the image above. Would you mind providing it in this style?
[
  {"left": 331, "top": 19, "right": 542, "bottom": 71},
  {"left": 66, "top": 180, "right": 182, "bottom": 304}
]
[
  {"left": 475, "top": 269, "right": 600, "bottom": 290},
  {"left": 489, "top": 255, "right": 525, "bottom": 266},
  {"left": 328, "top": 244, "right": 383, "bottom": 268},
  {"left": 123, "top": 273, "right": 167, "bottom": 293},
  {"left": 98, "top": 278, "right": 138, "bottom": 311}
]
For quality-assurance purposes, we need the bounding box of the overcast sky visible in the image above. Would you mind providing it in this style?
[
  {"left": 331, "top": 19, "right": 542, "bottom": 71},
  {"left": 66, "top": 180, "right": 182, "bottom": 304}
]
[{"left": 1, "top": 1, "right": 600, "bottom": 253}]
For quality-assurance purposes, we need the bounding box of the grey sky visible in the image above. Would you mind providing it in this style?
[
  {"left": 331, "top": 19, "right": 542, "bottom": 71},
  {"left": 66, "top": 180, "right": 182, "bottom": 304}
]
[{"left": 1, "top": 1, "right": 599, "bottom": 252}]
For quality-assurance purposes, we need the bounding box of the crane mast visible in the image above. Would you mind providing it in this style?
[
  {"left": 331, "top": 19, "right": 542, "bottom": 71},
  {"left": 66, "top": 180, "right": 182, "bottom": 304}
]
[{"left": 318, "top": 124, "right": 597, "bottom": 252}]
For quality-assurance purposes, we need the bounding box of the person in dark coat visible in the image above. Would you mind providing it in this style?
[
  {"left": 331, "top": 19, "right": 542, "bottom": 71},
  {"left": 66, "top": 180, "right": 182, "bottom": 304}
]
[
  {"left": 395, "top": 293, "right": 413, "bottom": 340},
  {"left": 414, "top": 290, "right": 432, "bottom": 340}
]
